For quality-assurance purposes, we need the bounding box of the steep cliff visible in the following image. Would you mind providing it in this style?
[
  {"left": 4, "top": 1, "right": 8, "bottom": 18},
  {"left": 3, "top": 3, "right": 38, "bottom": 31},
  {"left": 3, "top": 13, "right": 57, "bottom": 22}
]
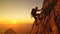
[{"left": 31, "top": 0, "right": 60, "bottom": 34}]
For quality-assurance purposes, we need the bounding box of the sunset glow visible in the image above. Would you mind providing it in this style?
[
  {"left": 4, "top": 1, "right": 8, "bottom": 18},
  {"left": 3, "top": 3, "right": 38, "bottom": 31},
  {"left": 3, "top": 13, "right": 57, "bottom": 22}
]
[
  {"left": 13, "top": 20, "right": 16, "bottom": 24},
  {"left": 0, "top": 0, "right": 43, "bottom": 34}
]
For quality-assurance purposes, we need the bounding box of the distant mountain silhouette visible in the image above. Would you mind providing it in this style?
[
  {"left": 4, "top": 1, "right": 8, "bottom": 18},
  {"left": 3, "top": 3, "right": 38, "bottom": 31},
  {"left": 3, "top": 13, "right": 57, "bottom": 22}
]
[
  {"left": 4, "top": 28, "right": 16, "bottom": 34},
  {"left": 31, "top": 0, "right": 60, "bottom": 34}
]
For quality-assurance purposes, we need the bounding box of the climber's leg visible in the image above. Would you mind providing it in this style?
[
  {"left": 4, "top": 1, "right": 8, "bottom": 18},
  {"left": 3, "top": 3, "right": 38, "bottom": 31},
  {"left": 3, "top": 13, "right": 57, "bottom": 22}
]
[{"left": 35, "top": 14, "right": 40, "bottom": 17}]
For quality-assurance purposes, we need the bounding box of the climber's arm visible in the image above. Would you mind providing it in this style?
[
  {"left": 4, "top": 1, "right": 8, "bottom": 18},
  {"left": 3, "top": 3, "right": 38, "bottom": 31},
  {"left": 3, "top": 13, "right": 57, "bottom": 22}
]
[{"left": 37, "top": 9, "right": 42, "bottom": 11}]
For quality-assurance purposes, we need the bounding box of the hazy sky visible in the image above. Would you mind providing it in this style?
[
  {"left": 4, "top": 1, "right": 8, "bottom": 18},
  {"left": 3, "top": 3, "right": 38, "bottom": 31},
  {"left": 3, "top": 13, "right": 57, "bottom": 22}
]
[
  {"left": 0, "top": 0, "right": 43, "bottom": 20},
  {"left": 0, "top": 0, "right": 44, "bottom": 34}
]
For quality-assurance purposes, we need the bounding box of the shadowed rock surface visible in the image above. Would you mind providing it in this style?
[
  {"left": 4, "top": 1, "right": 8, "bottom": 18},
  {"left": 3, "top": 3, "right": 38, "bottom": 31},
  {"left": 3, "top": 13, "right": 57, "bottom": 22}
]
[{"left": 31, "top": 0, "right": 60, "bottom": 34}]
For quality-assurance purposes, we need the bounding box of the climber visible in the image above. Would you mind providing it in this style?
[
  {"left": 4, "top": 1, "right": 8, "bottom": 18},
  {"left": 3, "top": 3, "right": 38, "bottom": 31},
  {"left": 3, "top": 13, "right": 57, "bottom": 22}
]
[{"left": 31, "top": 7, "right": 41, "bottom": 21}]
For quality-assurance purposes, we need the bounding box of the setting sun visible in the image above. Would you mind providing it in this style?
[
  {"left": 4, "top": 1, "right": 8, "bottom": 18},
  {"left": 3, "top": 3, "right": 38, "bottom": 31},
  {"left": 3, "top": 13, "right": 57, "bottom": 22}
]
[{"left": 13, "top": 20, "right": 16, "bottom": 24}]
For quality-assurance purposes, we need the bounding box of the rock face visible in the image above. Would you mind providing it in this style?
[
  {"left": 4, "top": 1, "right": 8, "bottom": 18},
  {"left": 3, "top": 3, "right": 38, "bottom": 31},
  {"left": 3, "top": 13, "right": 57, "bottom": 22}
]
[{"left": 31, "top": 0, "right": 60, "bottom": 34}]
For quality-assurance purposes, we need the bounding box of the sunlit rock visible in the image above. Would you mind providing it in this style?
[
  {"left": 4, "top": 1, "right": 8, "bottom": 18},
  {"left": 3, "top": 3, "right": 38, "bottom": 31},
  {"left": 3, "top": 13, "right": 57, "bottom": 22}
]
[{"left": 31, "top": 0, "right": 60, "bottom": 34}]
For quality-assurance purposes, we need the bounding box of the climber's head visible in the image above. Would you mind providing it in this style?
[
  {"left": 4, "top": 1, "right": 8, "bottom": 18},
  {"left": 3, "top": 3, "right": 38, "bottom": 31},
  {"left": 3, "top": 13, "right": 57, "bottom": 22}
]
[{"left": 35, "top": 7, "right": 38, "bottom": 10}]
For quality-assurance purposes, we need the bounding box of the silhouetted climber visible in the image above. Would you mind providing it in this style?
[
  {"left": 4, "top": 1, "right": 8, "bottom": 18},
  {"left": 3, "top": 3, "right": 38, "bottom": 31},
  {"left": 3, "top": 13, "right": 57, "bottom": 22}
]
[
  {"left": 31, "top": 0, "right": 60, "bottom": 34},
  {"left": 31, "top": 7, "right": 41, "bottom": 22}
]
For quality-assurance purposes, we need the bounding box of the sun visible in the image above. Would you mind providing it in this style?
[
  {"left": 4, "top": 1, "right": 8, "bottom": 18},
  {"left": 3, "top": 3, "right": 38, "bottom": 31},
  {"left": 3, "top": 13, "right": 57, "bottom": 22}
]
[{"left": 13, "top": 20, "right": 16, "bottom": 24}]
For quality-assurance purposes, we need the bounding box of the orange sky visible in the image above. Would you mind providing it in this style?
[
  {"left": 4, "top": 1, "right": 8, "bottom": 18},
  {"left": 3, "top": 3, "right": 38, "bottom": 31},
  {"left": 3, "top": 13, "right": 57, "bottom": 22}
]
[
  {"left": 0, "top": 0, "right": 43, "bottom": 24},
  {"left": 0, "top": 0, "right": 43, "bottom": 34}
]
